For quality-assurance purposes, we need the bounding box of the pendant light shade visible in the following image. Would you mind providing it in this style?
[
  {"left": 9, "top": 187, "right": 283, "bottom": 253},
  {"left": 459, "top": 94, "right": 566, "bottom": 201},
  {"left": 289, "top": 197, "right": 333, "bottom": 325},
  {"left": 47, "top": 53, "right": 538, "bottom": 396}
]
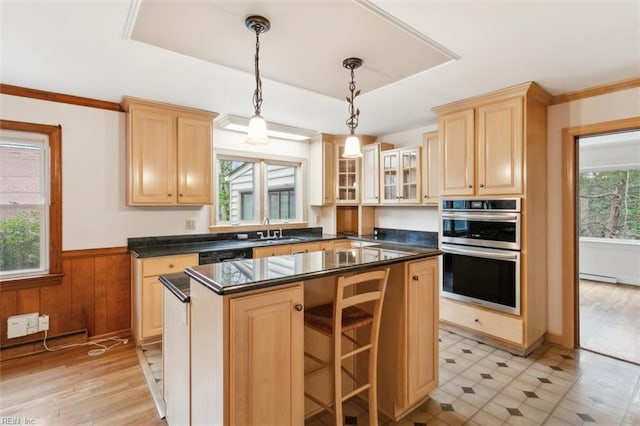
[
  {"left": 246, "top": 114, "right": 269, "bottom": 145},
  {"left": 342, "top": 57, "right": 363, "bottom": 158},
  {"left": 245, "top": 16, "right": 270, "bottom": 145},
  {"left": 343, "top": 135, "right": 362, "bottom": 158}
]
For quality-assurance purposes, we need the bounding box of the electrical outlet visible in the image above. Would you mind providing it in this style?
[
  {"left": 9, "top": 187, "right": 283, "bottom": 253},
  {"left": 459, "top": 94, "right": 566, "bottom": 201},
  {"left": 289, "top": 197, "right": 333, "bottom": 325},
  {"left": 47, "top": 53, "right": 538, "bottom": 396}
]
[
  {"left": 185, "top": 219, "right": 196, "bottom": 230},
  {"left": 316, "top": 215, "right": 321, "bottom": 225},
  {"left": 39, "top": 314, "right": 49, "bottom": 332}
]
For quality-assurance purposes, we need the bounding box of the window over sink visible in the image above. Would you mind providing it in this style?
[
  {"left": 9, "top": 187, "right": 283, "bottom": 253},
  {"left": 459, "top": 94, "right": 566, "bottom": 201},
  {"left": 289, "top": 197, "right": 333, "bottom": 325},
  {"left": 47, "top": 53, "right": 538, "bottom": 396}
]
[{"left": 214, "top": 151, "right": 304, "bottom": 228}]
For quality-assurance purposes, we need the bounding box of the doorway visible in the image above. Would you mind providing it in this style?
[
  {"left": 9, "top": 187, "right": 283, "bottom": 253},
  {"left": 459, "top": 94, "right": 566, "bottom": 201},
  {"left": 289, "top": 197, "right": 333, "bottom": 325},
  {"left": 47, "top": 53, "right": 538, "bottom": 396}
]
[
  {"left": 577, "top": 130, "right": 640, "bottom": 364},
  {"left": 560, "top": 117, "right": 639, "bottom": 360}
]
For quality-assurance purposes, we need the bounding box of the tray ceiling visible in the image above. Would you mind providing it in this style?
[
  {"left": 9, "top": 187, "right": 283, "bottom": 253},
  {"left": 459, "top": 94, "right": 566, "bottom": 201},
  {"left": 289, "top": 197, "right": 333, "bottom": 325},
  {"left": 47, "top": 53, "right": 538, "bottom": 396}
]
[{"left": 130, "top": 0, "right": 458, "bottom": 99}]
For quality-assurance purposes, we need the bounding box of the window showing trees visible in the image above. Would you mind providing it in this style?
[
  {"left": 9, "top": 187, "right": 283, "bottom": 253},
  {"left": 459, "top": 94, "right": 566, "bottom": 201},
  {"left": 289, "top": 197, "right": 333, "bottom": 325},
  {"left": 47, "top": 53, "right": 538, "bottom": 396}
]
[
  {"left": 0, "top": 121, "right": 62, "bottom": 285},
  {"left": 216, "top": 155, "right": 301, "bottom": 225},
  {"left": 579, "top": 169, "right": 640, "bottom": 240},
  {"left": 0, "top": 138, "right": 47, "bottom": 275}
]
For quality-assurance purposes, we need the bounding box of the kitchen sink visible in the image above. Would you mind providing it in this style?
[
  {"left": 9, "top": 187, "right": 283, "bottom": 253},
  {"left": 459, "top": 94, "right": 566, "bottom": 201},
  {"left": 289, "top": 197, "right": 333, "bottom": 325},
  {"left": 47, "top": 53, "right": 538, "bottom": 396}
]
[{"left": 258, "top": 237, "right": 303, "bottom": 244}]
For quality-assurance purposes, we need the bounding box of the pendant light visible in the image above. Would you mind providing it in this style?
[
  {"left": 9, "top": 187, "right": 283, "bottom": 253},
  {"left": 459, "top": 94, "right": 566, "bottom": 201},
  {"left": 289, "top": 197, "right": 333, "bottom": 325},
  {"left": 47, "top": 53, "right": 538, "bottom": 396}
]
[
  {"left": 245, "top": 15, "right": 270, "bottom": 145},
  {"left": 342, "top": 57, "right": 363, "bottom": 158}
]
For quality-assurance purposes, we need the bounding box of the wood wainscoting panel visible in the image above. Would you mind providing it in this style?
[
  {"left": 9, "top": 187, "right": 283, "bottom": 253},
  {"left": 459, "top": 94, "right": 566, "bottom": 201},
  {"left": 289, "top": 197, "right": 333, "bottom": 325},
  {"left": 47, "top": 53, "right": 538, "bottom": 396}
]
[
  {"left": 40, "top": 263, "right": 73, "bottom": 336},
  {"left": 68, "top": 256, "right": 96, "bottom": 335},
  {"left": 0, "top": 247, "right": 131, "bottom": 349}
]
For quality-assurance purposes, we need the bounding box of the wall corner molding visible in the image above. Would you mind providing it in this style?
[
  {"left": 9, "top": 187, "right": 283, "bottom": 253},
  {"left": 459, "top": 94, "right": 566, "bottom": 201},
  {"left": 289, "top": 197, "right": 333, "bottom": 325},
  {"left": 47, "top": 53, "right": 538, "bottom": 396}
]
[
  {"left": 0, "top": 83, "right": 123, "bottom": 112},
  {"left": 549, "top": 77, "right": 640, "bottom": 105}
]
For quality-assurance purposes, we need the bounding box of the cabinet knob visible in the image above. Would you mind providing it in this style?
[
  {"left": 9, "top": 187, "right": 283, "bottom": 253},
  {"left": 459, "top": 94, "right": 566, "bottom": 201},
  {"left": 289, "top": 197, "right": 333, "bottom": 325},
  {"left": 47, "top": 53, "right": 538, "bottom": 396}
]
[
  {"left": 169, "top": 264, "right": 174, "bottom": 268},
  {"left": 412, "top": 275, "right": 419, "bottom": 281},
  {"left": 168, "top": 193, "right": 172, "bottom": 196},
  {"left": 479, "top": 184, "right": 485, "bottom": 188},
  {"left": 179, "top": 193, "right": 184, "bottom": 197},
  {"left": 467, "top": 185, "right": 472, "bottom": 189},
  {"left": 294, "top": 304, "right": 303, "bottom": 312},
  {"left": 474, "top": 318, "right": 479, "bottom": 322}
]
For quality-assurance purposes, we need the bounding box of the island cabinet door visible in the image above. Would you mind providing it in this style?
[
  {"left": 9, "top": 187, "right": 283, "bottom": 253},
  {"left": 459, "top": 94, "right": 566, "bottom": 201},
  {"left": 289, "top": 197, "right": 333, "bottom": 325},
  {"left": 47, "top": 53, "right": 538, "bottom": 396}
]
[
  {"left": 229, "top": 284, "right": 304, "bottom": 426},
  {"left": 405, "top": 258, "right": 439, "bottom": 406}
]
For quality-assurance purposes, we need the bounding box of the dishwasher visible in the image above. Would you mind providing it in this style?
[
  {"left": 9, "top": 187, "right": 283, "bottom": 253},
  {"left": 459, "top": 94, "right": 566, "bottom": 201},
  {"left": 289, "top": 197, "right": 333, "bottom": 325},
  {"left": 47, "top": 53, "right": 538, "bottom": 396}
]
[{"left": 198, "top": 247, "right": 253, "bottom": 264}]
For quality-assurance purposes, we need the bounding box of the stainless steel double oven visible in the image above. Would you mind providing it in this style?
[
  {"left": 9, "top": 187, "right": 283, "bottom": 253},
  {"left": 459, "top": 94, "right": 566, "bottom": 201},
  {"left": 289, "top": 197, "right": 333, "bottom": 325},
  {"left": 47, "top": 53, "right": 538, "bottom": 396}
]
[{"left": 440, "top": 198, "right": 521, "bottom": 315}]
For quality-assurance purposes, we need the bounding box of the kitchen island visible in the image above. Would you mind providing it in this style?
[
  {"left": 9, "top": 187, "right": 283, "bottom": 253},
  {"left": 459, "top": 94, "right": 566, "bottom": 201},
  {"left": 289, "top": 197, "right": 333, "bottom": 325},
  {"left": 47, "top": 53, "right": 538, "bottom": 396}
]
[{"left": 164, "top": 243, "right": 440, "bottom": 425}]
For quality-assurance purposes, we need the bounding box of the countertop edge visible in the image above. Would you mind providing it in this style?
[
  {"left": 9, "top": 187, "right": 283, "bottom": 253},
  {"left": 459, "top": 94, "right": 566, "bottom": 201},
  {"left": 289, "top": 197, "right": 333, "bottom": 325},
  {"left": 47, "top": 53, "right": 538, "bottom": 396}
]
[
  {"left": 158, "top": 274, "right": 190, "bottom": 303},
  {"left": 184, "top": 249, "right": 441, "bottom": 296}
]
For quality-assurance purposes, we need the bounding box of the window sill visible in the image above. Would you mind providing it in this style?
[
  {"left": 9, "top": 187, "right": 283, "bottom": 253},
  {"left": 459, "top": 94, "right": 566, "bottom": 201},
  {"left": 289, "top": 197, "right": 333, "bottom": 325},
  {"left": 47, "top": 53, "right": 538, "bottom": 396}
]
[
  {"left": 209, "top": 222, "right": 309, "bottom": 234},
  {"left": 0, "top": 273, "right": 64, "bottom": 292}
]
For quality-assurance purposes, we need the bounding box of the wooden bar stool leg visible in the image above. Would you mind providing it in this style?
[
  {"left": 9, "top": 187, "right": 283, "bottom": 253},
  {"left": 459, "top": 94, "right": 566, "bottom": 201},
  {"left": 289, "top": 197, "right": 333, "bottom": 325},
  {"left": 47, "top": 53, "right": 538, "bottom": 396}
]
[{"left": 304, "top": 268, "right": 389, "bottom": 426}]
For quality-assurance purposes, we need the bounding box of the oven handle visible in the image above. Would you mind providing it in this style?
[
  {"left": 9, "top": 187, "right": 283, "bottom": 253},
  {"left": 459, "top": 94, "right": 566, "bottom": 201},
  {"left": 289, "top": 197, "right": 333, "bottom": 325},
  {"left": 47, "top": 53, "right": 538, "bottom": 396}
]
[
  {"left": 442, "top": 245, "right": 519, "bottom": 261},
  {"left": 441, "top": 212, "right": 519, "bottom": 222}
]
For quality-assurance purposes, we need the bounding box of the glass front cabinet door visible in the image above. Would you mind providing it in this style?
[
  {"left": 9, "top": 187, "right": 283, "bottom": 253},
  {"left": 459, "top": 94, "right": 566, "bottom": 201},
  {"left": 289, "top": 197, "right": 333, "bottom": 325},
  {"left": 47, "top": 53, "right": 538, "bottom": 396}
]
[
  {"left": 380, "top": 147, "right": 421, "bottom": 204},
  {"left": 335, "top": 142, "right": 360, "bottom": 203}
]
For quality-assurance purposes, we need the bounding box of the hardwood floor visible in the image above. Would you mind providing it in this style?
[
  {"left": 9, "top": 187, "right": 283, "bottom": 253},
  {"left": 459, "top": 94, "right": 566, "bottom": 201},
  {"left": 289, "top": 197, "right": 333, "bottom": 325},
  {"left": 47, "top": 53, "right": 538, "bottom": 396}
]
[
  {"left": 579, "top": 279, "right": 640, "bottom": 365},
  {"left": 0, "top": 342, "right": 166, "bottom": 425}
]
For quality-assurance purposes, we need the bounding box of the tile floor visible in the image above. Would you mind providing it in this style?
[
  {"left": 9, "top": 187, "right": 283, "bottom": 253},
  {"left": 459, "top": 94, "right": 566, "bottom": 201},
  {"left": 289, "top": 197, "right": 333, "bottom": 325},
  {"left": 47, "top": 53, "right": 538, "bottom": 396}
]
[
  {"left": 140, "top": 342, "right": 163, "bottom": 393},
  {"left": 140, "top": 331, "right": 640, "bottom": 425},
  {"left": 308, "top": 330, "right": 640, "bottom": 425}
]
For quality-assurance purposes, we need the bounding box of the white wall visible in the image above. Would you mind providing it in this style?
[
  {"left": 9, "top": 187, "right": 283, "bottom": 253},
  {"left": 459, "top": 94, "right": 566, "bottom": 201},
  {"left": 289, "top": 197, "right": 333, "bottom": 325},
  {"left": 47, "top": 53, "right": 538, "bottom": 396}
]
[
  {"left": 546, "top": 87, "right": 640, "bottom": 336},
  {"left": 375, "top": 206, "right": 439, "bottom": 232},
  {"left": 379, "top": 125, "right": 436, "bottom": 148},
  {"left": 0, "top": 94, "right": 309, "bottom": 250}
]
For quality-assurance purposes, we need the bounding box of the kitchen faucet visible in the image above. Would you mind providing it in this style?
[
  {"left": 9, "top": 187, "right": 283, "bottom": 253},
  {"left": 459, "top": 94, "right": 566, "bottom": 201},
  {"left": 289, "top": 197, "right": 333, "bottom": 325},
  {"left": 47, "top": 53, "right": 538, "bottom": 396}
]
[
  {"left": 263, "top": 217, "right": 271, "bottom": 238},
  {"left": 258, "top": 217, "right": 279, "bottom": 239}
]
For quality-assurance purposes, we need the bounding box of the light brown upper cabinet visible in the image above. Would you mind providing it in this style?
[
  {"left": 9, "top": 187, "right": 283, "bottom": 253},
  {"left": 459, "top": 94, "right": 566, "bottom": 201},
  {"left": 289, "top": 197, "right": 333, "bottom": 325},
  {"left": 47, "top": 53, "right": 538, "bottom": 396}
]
[
  {"left": 361, "top": 141, "right": 394, "bottom": 205},
  {"left": 421, "top": 131, "right": 440, "bottom": 205},
  {"left": 122, "top": 97, "right": 218, "bottom": 205},
  {"left": 308, "top": 133, "right": 335, "bottom": 206},
  {"left": 335, "top": 139, "right": 361, "bottom": 204},
  {"left": 434, "top": 82, "right": 550, "bottom": 197},
  {"left": 380, "top": 147, "right": 422, "bottom": 204},
  {"left": 333, "top": 135, "right": 377, "bottom": 205}
]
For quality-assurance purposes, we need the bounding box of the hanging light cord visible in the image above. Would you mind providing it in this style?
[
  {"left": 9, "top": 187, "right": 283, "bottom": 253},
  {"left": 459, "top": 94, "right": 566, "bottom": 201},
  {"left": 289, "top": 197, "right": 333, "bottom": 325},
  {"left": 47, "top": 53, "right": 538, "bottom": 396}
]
[
  {"left": 345, "top": 64, "right": 361, "bottom": 135},
  {"left": 252, "top": 23, "right": 265, "bottom": 115}
]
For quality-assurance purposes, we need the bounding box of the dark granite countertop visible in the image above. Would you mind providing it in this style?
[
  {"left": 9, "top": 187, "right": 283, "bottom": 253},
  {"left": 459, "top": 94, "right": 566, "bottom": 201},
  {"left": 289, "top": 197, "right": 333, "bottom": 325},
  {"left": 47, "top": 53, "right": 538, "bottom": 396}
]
[
  {"left": 129, "top": 227, "right": 438, "bottom": 259},
  {"left": 130, "top": 232, "right": 338, "bottom": 258},
  {"left": 158, "top": 272, "right": 191, "bottom": 303},
  {"left": 184, "top": 244, "right": 441, "bottom": 296}
]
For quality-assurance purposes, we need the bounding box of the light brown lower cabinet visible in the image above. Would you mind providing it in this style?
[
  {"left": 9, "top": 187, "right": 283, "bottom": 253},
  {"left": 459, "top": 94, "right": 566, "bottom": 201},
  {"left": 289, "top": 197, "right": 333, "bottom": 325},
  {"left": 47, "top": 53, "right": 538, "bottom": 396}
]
[
  {"left": 190, "top": 281, "right": 304, "bottom": 426},
  {"left": 132, "top": 253, "right": 198, "bottom": 344},
  {"left": 376, "top": 258, "right": 440, "bottom": 420},
  {"left": 440, "top": 298, "right": 524, "bottom": 345},
  {"left": 188, "top": 256, "right": 439, "bottom": 425}
]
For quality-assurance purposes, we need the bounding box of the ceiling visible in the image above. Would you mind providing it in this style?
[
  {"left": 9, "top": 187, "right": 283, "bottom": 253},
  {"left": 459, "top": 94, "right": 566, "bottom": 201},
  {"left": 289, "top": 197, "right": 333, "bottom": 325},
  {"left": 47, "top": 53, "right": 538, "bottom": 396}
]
[
  {"left": 131, "top": 1, "right": 457, "bottom": 100},
  {"left": 1, "top": 1, "right": 639, "bottom": 137}
]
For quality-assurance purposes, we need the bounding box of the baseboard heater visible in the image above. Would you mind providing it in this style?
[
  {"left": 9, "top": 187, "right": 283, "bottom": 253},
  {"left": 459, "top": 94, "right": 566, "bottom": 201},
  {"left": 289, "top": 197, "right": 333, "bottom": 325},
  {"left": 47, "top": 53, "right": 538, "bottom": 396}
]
[{"left": 579, "top": 272, "right": 618, "bottom": 284}]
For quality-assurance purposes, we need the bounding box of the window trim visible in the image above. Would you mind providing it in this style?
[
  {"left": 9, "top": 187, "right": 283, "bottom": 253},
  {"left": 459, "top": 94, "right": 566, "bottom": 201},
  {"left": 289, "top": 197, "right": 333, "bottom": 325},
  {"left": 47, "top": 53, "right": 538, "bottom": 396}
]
[
  {"left": 0, "top": 120, "right": 63, "bottom": 290},
  {"left": 211, "top": 148, "right": 307, "bottom": 230}
]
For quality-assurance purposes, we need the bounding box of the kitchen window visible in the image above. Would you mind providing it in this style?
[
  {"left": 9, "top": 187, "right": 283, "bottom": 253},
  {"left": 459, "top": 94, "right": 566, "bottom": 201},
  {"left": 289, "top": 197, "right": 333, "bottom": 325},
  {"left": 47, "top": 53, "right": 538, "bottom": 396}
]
[
  {"left": 214, "top": 151, "right": 304, "bottom": 228},
  {"left": 0, "top": 120, "right": 62, "bottom": 288}
]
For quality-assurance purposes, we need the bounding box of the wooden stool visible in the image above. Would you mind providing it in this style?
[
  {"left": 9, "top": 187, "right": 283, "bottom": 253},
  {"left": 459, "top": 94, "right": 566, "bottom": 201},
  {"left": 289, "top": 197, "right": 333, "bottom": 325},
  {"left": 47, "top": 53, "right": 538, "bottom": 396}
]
[{"left": 303, "top": 268, "right": 390, "bottom": 426}]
